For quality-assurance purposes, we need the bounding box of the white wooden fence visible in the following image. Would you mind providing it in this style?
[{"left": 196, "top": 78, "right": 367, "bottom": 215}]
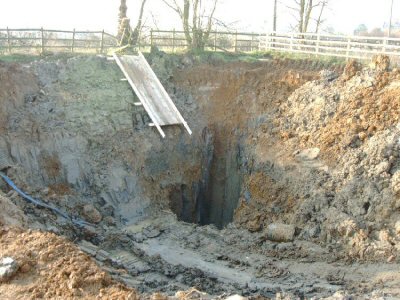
[{"left": 261, "top": 31, "right": 400, "bottom": 60}]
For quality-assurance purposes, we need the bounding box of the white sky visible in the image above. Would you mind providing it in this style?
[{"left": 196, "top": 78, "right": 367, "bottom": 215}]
[{"left": 0, "top": 0, "right": 398, "bottom": 35}]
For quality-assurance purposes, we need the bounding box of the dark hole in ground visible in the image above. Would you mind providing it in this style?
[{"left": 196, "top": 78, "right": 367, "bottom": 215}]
[{"left": 168, "top": 128, "right": 243, "bottom": 229}]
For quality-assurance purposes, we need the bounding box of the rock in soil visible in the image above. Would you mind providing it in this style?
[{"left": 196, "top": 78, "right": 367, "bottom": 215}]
[
  {"left": 266, "top": 223, "right": 296, "bottom": 242},
  {"left": 0, "top": 257, "right": 18, "bottom": 282},
  {"left": 82, "top": 204, "right": 102, "bottom": 224}
]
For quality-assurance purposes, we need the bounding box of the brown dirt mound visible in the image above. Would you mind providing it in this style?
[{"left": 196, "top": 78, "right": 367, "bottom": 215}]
[
  {"left": 0, "top": 228, "right": 137, "bottom": 299},
  {"left": 317, "top": 70, "right": 400, "bottom": 160},
  {"left": 234, "top": 172, "right": 297, "bottom": 232},
  {"left": 342, "top": 59, "right": 361, "bottom": 81},
  {"left": 370, "top": 54, "right": 391, "bottom": 72}
]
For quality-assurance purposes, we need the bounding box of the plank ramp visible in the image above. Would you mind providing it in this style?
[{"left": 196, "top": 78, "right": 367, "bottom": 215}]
[{"left": 113, "top": 52, "right": 192, "bottom": 138}]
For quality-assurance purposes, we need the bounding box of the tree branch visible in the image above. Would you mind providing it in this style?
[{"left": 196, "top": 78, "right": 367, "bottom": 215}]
[{"left": 161, "top": 0, "right": 182, "bottom": 17}]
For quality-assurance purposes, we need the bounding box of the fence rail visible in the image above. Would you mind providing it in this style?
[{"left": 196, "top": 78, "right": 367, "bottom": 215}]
[
  {"left": 0, "top": 28, "right": 118, "bottom": 54},
  {"left": 260, "top": 31, "right": 400, "bottom": 60},
  {"left": 138, "top": 29, "right": 262, "bottom": 53}
]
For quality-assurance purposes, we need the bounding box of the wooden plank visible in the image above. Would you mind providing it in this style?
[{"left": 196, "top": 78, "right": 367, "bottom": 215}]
[
  {"left": 120, "top": 55, "right": 180, "bottom": 125},
  {"left": 152, "top": 29, "right": 262, "bottom": 36},
  {"left": 113, "top": 53, "right": 165, "bottom": 138},
  {"left": 2, "top": 28, "right": 42, "bottom": 31},
  {"left": 266, "top": 46, "right": 370, "bottom": 60},
  {"left": 267, "top": 30, "right": 400, "bottom": 42},
  {"left": 5, "top": 37, "right": 42, "bottom": 40},
  {"left": 269, "top": 35, "right": 400, "bottom": 49},
  {"left": 113, "top": 52, "right": 192, "bottom": 137},
  {"left": 137, "top": 51, "right": 192, "bottom": 135},
  {"left": 74, "top": 30, "right": 103, "bottom": 34}
]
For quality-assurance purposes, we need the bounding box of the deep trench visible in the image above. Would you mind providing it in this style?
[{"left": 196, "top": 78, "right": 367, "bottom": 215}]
[{"left": 168, "top": 128, "right": 244, "bottom": 229}]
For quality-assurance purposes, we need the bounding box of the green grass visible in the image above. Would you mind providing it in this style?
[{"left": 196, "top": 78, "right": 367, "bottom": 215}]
[
  {"left": 185, "top": 50, "right": 268, "bottom": 63},
  {"left": 0, "top": 53, "right": 42, "bottom": 63},
  {"left": 0, "top": 52, "right": 105, "bottom": 63},
  {"left": 266, "top": 50, "right": 347, "bottom": 66},
  {"left": 0, "top": 47, "right": 348, "bottom": 68},
  {"left": 165, "top": 49, "right": 348, "bottom": 66}
]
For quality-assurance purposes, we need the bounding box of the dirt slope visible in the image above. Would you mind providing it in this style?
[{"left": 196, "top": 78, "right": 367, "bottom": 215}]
[{"left": 231, "top": 56, "right": 400, "bottom": 262}]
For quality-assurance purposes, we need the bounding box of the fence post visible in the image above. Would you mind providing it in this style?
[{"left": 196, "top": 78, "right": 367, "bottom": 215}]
[
  {"left": 71, "top": 28, "right": 75, "bottom": 53},
  {"left": 100, "top": 29, "right": 105, "bottom": 53},
  {"left": 234, "top": 30, "right": 238, "bottom": 52},
  {"left": 172, "top": 29, "right": 175, "bottom": 52},
  {"left": 346, "top": 37, "right": 351, "bottom": 59},
  {"left": 316, "top": 33, "right": 320, "bottom": 54},
  {"left": 382, "top": 38, "right": 387, "bottom": 54},
  {"left": 150, "top": 29, "right": 153, "bottom": 48},
  {"left": 40, "top": 27, "right": 45, "bottom": 54},
  {"left": 290, "top": 33, "right": 294, "bottom": 51},
  {"left": 6, "top": 27, "right": 11, "bottom": 53},
  {"left": 214, "top": 30, "right": 217, "bottom": 51},
  {"left": 271, "top": 31, "right": 276, "bottom": 49}
]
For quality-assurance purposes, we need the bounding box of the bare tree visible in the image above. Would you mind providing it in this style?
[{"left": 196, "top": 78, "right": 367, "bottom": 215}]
[
  {"left": 131, "top": 0, "right": 148, "bottom": 45},
  {"left": 314, "top": 0, "right": 327, "bottom": 33},
  {"left": 161, "top": 0, "right": 219, "bottom": 50},
  {"left": 288, "top": 0, "right": 327, "bottom": 33},
  {"left": 117, "top": 0, "right": 148, "bottom": 46}
]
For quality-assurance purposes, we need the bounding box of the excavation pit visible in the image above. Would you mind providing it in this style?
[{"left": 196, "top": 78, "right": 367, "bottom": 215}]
[
  {"left": 1, "top": 53, "right": 400, "bottom": 298},
  {"left": 167, "top": 133, "right": 243, "bottom": 228}
]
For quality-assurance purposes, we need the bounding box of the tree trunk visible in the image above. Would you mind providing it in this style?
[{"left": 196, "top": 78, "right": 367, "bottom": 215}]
[
  {"left": 130, "top": 0, "right": 148, "bottom": 46},
  {"left": 299, "top": 0, "right": 305, "bottom": 32},
  {"left": 273, "top": 0, "right": 277, "bottom": 32},
  {"left": 303, "top": 0, "right": 313, "bottom": 32},
  {"left": 117, "top": 0, "right": 128, "bottom": 40},
  {"left": 200, "top": 0, "right": 218, "bottom": 51},
  {"left": 191, "top": 0, "right": 200, "bottom": 50},
  {"left": 163, "top": 0, "right": 218, "bottom": 51},
  {"left": 182, "top": 0, "right": 192, "bottom": 46},
  {"left": 315, "top": 1, "right": 326, "bottom": 33}
]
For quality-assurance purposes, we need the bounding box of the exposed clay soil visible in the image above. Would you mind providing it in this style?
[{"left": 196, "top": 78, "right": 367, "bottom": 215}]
[
  {"left": 0, "top": 228, "right": 136, "bottom": 299},
  {"left": 0, "top": 52, "right": 400, "bottom": 299}
]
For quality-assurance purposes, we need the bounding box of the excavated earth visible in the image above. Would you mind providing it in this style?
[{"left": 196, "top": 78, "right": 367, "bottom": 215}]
[{"left": 0, "top": 51, "right": 400, "bottom": 299}]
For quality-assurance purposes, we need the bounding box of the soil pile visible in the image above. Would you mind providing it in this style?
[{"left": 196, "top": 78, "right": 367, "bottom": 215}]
[
  {"left": 233, "top": 55, "right": 400, "bottom": 262},
  {"left": 0, "top": 227, "right": 136, "bottom": 299},
  {"left": 279, "top": 56, "right": 400, "bottom": 161}
]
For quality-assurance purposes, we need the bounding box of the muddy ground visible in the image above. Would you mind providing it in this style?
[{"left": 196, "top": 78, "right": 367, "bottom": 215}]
[{"left": 0, "top": 51, "right": 399, "bottom": 299}]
